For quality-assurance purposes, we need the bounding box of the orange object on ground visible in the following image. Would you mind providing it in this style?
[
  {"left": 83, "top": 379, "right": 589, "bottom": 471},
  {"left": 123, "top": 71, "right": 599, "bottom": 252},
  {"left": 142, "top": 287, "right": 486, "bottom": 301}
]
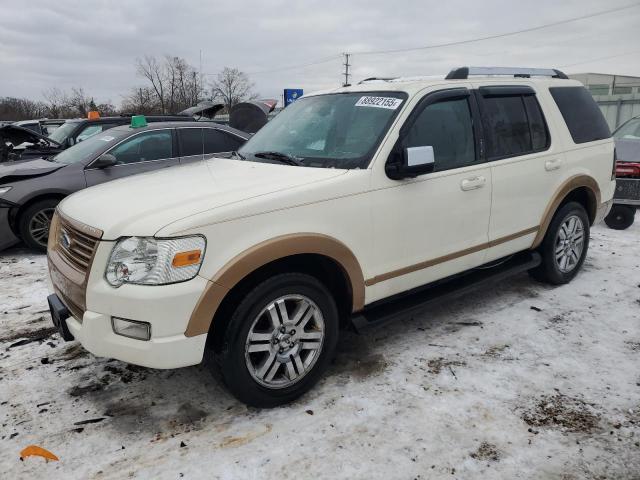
[{"left": 19, "top": 445, "right": 59, "bottom": 462}]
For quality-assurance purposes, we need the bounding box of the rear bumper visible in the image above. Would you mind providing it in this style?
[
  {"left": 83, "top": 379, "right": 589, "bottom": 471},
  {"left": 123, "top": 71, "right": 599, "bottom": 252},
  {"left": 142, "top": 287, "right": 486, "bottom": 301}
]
[
  {"left": 613, "top": 178, "right": 640, "bottom": 207},
  {"left": 0, "top": 207, "right": 19, "bottom": 251},
  {"left": 64, "top": 310, "right": 207, "bottom": 369}
]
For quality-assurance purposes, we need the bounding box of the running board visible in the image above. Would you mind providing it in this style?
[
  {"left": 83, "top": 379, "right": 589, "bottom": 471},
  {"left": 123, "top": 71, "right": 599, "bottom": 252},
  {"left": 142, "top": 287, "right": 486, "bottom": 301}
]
[{"left": 350, "top": 251, "right": 541, "bottom": 333}]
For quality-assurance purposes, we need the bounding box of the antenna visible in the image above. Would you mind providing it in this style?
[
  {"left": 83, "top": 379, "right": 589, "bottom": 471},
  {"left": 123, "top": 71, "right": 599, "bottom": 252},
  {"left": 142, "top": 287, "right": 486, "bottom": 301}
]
[{"left": 343, "top": 53, "right": 351, "bottom": 86}]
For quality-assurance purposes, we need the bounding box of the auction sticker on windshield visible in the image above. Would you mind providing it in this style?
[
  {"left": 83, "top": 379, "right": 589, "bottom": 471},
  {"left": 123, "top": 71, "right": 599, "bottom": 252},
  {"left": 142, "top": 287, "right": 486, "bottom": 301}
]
[{"left": 355, "top": 96, "right": 403, "bottom": 109}]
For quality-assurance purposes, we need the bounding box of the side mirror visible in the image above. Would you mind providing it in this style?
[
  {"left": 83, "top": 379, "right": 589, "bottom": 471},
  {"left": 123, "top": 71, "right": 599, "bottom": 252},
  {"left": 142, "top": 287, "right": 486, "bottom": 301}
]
[
  {"left": 92, "top": 153, "right": 117, "bottom": 169},
  {"left": 386, "top": 146, "right": 435, "bottom": 179}
]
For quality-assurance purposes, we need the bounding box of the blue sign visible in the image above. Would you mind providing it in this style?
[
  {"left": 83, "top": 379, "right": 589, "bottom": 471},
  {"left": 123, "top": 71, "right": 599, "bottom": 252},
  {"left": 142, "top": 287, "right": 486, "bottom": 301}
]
[{"left": 284, "top": 89, "right": 303, "bottom": 106}]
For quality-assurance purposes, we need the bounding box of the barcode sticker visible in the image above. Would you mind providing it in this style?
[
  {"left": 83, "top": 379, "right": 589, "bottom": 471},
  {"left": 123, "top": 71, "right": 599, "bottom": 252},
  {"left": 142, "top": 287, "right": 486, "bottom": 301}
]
[{"left": 355, "top": 96, "right": 403, "bottom": 109}]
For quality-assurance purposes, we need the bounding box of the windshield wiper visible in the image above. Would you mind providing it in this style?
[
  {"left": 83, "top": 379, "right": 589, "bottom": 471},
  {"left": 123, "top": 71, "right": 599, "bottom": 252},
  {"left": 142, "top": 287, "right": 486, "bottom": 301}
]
[
  {"left": 231, "top": 150, "right": 246, "bottom": 160},
  {"left": 253, "top": 151, "right": 304, "bottom": 166}
]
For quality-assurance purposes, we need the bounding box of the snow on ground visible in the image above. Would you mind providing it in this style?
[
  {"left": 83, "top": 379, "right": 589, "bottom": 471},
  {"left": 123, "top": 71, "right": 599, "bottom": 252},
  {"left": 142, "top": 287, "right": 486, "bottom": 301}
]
[{"left": 1, "top": 222, "right": 639, "bottom": 480}]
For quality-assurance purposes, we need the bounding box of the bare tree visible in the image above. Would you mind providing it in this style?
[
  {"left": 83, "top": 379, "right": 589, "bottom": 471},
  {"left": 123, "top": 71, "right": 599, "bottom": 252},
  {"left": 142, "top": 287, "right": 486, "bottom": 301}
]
[
  {"left": 43, "top": 87, "right": 69, "bottom": 118},
  {"left": 121, "top": 86, "right": 159, "bottom": 115},
  {"left": 136, "top": 55, "right": 166, "bottom": 113},
  {"left": 210, "top": 67, "right": 256, "bottom": 111}
]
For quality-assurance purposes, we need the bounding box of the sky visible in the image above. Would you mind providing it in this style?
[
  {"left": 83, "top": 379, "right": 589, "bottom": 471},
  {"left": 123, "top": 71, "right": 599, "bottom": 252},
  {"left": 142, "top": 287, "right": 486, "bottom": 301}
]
[{"left": 0, "top": 0, "right": 639, "bottom": 107}]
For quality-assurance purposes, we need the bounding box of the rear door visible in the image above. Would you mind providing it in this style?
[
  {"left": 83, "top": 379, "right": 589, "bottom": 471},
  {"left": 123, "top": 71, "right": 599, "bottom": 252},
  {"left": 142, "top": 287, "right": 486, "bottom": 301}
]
[
  {"left": 84, "top": 128, "right": 179, "bottom": 186},
  {"left": 474, "top": 84, "right": 559, "bottom": 262},
  {"left": 203, "top": 127, "right": 245, "bottom": 157},
  {"left": 177, "top": 127, "right": 204, "bottom": 164}
]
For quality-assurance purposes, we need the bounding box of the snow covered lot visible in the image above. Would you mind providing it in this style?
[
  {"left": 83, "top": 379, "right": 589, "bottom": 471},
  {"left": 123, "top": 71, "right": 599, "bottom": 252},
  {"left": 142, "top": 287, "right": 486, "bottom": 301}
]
[{"left": 1, "top": 223, "right": 639, "bottom": 479}]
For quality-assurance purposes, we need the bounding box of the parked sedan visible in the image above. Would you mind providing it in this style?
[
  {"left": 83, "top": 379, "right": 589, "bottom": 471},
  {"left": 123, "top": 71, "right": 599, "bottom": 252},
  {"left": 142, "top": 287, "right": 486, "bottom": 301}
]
[{"left": 0, "top": 119, "right": 249, "bottom": 251}]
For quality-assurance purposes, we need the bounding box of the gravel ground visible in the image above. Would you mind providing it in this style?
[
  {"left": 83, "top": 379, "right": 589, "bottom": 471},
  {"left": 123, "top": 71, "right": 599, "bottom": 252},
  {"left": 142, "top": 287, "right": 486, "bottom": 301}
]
[{"left": 1, "top": 222, "right": 639, "bottom": 479}]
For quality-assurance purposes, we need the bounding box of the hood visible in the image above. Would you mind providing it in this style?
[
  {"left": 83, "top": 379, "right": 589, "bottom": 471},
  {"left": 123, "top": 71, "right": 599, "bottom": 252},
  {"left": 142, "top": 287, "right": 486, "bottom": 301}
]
[
  {"left": 0, "top": 124, "right": 62, "bottom": 148},
  {"left": 614, "top": 138, "right": 640, "bottom": 163},
  {"left": 0, "top": 158, "right": 65, "bottom": 183},
  {"left": 179, "top": 101, "right": 225, "bottom": 119},
  {"left": 59, "top": 158, "right": 347, "bottom": 239}
]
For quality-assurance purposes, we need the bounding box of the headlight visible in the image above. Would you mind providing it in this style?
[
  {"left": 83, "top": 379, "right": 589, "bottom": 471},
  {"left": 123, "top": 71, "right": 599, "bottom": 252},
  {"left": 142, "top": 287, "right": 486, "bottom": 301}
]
[
  {"left": 0, "top": 186, "right": 12, "bottom": 195},
  {"left": 105, "top": 236, "right": 206, "bottom": 287}
]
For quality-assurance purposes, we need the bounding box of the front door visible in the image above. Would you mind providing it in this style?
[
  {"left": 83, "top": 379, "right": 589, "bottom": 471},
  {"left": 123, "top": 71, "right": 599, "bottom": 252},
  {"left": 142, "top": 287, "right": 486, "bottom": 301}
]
[
  {"left": 84, "top": 129, "right": 179, "bottom": 186},
  {"left": 368, "top": 88, "right": 492, "bottom": 302}
]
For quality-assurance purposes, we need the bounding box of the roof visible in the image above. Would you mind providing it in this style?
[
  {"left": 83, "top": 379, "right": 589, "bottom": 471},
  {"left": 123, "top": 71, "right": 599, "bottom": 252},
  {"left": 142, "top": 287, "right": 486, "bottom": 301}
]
[{"left": 107, "top": 121, "right": 249, "bottom": 138}]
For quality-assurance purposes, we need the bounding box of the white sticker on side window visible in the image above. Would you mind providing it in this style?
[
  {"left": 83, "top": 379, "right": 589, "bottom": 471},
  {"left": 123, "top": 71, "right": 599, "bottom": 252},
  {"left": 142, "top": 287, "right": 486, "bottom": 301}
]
[
  {"left": 355, "top": 96, "right": 403, "bottom": 109},
  {"left": 98, "top": 136, "right": 115, "bottom": 142}
]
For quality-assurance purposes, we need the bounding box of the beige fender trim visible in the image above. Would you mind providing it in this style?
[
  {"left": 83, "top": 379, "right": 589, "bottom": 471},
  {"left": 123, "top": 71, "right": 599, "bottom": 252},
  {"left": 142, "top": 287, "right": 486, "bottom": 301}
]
[
  {"left": 185, "top": 233, "right": 365, "bottom": 337},
  {"left": 531, "top": 174, "right": 601, "bottom": 249}
]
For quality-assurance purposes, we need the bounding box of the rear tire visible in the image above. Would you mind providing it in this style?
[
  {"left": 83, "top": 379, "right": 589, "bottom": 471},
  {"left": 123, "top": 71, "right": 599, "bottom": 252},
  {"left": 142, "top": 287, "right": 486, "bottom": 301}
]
[
  {"left": 215, "top": 273, "right": 339, "bottom": 408},
  {"left": 529, "top": 201, "right": 590, "bottom": 285},
  {"left": 18, "top": 199, "right": 60, "bottom": 252},
  {"left": 604, "top": 205, "right": 635, "bottom": 230}
]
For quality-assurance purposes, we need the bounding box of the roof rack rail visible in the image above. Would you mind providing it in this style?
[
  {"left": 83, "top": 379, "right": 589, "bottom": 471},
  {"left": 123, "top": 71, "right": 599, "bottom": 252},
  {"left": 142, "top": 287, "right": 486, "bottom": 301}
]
[
  {"left": 358, "top": 77, "right": 397, "bottom": 84},
  {"left": 445, "top": 67, "right": 569, "bottom": 80}
]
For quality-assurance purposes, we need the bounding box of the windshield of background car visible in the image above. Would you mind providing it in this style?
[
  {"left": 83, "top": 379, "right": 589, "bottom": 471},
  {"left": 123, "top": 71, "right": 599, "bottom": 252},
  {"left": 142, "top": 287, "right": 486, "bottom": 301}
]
[
  {"left": 614, "top": 118, "right": 640, "bottom": 140},
  {"left": 48, "top": 120, "right": 81, "bottom": 143},
  {"left": 238, "top": 91, "right": 407, "bottom": 169},
  {"left": 53, "top": 131, "right": 123, "bottom": 164}
]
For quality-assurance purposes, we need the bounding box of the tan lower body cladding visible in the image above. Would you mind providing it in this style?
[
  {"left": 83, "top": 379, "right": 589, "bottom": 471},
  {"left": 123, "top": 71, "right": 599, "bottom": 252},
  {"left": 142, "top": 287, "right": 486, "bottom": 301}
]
[{"left": 184, "top": 175, "right": 602, "bottom": 338}]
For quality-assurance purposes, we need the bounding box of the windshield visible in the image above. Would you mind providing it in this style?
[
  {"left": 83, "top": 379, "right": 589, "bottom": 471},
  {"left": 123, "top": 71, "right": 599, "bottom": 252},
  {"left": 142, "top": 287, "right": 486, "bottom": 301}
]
[
  {"left": 238, "top": 91, "right": 407, "bottom": 169},
  {"left": 48, "top": 121, "right": 80, "bottom": 144},
  {"left": 53, "top": 131, "right": 122, "bottom": 164},
  {"left": 614, "top": 117, "right": 640, "bottom": 140}
]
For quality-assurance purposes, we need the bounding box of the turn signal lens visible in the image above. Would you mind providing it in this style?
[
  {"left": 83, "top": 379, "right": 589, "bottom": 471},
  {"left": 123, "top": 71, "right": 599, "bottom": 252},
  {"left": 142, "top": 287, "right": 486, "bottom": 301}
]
[{"left": 172, "top": 250, "right": 202, "bottom": 268}]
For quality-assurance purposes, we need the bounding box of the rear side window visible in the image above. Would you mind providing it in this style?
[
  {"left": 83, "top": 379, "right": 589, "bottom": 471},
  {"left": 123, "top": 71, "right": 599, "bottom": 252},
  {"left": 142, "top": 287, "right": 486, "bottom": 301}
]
[
  {"left": 479, "top": 92, "right": 549, "bottom": 160},
  {"left": 178, "top": 128, "right": 203, "bottom": 156},
  {"left": 203, "top": 129, "right": 244, "bottom": 154},
  {"left": 549, "top": 86, "right": 610, "bottom": 144}
]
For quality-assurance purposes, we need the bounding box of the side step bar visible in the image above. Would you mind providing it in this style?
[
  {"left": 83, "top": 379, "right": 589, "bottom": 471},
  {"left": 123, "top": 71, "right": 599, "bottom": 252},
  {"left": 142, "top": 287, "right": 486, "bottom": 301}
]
[{"left": 350, "top": 251, "right": 541, "bottom": 333}]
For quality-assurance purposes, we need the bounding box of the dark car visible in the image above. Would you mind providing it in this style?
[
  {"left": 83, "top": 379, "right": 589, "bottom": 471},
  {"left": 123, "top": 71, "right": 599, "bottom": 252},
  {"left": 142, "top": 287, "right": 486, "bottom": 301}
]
[
  {"left": 0, "top": 119, "right": 249, "bottom": 251},
  {"left": 1, "top": 124, "right": 63, "bottom": 162},
  {"left": 14, "top": 118, "right": 66, "bottom": 136},
  {"left": 2, "top": 114, "right": 194, "bottom": 162}
]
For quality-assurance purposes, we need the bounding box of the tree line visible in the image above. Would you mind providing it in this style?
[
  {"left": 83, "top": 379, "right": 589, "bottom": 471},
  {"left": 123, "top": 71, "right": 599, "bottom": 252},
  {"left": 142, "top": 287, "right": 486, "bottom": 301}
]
[{"left": 0, "top": 54, "right": 257, "bottom": 121}]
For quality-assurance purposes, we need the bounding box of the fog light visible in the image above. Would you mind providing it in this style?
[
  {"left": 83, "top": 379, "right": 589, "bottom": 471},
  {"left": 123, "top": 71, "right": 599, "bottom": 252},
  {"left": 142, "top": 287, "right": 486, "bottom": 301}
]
[{"left": 112, "top": 317, "right": 151, "bottom": 341}]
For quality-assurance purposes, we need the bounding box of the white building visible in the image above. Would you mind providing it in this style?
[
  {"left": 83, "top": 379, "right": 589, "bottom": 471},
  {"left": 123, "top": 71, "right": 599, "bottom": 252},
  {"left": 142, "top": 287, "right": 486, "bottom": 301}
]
[{"left": 569, "top": 73, "right": 640, "bottom": 130}]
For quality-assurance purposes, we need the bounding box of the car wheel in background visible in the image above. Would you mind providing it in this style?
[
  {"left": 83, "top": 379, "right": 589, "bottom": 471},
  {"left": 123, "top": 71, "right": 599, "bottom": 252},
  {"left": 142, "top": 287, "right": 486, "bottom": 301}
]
[
  {"left": 18, "top": 199, "right": 59, "bottom": 252},
  {"left": 529, "top": 201, "right": 590, "bottom": 285},
  {"left": 604, "top": 204, "right": 635, "bottom": 230},
  {"left": 215, "top": 273, "right": 339, "bottom": 408}
]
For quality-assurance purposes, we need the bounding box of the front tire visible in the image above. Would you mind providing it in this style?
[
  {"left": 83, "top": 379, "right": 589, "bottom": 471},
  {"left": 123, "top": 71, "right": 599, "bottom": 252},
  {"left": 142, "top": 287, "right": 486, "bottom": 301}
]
[
  {"left": 529, "top": 201, "right": 590, "bottom": 285},
  {"left": 216, "top": 273, "right": 339, "bottom": 408},
  {"left": 18, "top": 199, "right": 59, "bottom": 251},
  {"left": 604, "top": 205, "right": 635, "bottom": 230}
]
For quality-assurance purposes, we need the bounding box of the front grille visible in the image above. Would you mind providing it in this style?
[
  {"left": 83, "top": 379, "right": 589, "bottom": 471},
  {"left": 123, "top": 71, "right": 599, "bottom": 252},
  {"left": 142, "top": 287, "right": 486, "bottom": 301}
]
[
  {"left": 52, "top": 213, "right": 100, "bottom": 274},
  {"left": 47, "top": 211, "right": 103, "bottom": 323}
]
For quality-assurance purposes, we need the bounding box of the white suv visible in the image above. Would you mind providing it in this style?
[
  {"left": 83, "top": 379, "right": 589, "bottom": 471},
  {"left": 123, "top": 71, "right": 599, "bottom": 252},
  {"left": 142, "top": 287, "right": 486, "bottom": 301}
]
[{"left": 47, "top": 67, "right": 615, "bottom": 407}]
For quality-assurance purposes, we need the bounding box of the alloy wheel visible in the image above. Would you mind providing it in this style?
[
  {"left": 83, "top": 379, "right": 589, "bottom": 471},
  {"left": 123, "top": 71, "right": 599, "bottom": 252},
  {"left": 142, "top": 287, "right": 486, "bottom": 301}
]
[
  {"left": 245, "top": 294, "right": 325, "bottom": 389},
  {"left": 554, "top": 214, "right": 585, "bottom": 273},
  {"left": 28, "top": 207, "right": 55, "bottom": 248}
]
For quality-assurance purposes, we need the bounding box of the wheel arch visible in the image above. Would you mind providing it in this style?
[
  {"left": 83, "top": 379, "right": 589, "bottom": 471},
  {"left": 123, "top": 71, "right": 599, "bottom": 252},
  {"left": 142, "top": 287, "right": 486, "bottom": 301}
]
[
  {"left": 10, "top": 192, "right": 67, "bottom": 234},
  {"left": 531, "top": 175, "right": 600, "bottom": 249},
  {"left": 185, "top": 233, "right": 366, "bottom": 341}
]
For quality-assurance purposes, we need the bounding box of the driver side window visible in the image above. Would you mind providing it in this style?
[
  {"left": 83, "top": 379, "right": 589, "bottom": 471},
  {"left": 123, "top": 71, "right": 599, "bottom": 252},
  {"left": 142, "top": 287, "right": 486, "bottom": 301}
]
[
  {"left": 108, "top": 130, "right": 173, "bottom": 165},
  {"left": 405, "top": 98, "right": 476, "bottom": 172}
]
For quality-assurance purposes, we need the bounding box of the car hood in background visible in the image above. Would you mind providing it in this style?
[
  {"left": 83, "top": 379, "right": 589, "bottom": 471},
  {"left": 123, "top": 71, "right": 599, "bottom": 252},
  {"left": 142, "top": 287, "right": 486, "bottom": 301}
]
[
  {"left": 59, "top": 158, "right": 348, "bottom": 239},
  {"left": 0, "top": 158, "right": 65, "bottom": 183},
  {"left": 179, "top": 101, "right": 225, "bottom": 119},
  {"left": 615, "top": 138, "right": 640, "bottom": 163},
  {"left": 0, "top": 124, "right": 62, "bottom": 148}
]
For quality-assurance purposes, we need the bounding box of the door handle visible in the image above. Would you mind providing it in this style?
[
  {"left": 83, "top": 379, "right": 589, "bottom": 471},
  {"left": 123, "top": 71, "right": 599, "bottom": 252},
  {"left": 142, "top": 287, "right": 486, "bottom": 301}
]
[
  {"left": 460, "top": 175, "right": 486, "bottom": 191},
  {"left": 545, "top": 158, "right": 562, "bottom": 171}
]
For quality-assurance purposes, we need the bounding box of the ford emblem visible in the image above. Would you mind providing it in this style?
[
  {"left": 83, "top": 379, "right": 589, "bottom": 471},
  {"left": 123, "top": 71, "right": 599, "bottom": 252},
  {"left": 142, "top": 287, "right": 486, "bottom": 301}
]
[{"left": 60, "top": 229, "right": 71, "bottom": 249}]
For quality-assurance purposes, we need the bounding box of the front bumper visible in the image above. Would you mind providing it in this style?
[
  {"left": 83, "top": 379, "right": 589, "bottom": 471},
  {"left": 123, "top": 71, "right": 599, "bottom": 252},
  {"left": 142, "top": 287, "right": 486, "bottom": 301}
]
[
  {"left": 63, "top": 310, "right": 207, "bottom": 369},
  {"left": 0, "top": 207, "right": 19, "bottom": 251}
]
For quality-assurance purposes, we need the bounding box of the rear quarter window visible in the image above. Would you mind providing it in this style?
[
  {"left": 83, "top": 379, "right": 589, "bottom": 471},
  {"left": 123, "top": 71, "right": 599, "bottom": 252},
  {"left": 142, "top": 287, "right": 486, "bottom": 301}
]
[{"left": 549, "top": 86, "right": 610, "bottom": 144}]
